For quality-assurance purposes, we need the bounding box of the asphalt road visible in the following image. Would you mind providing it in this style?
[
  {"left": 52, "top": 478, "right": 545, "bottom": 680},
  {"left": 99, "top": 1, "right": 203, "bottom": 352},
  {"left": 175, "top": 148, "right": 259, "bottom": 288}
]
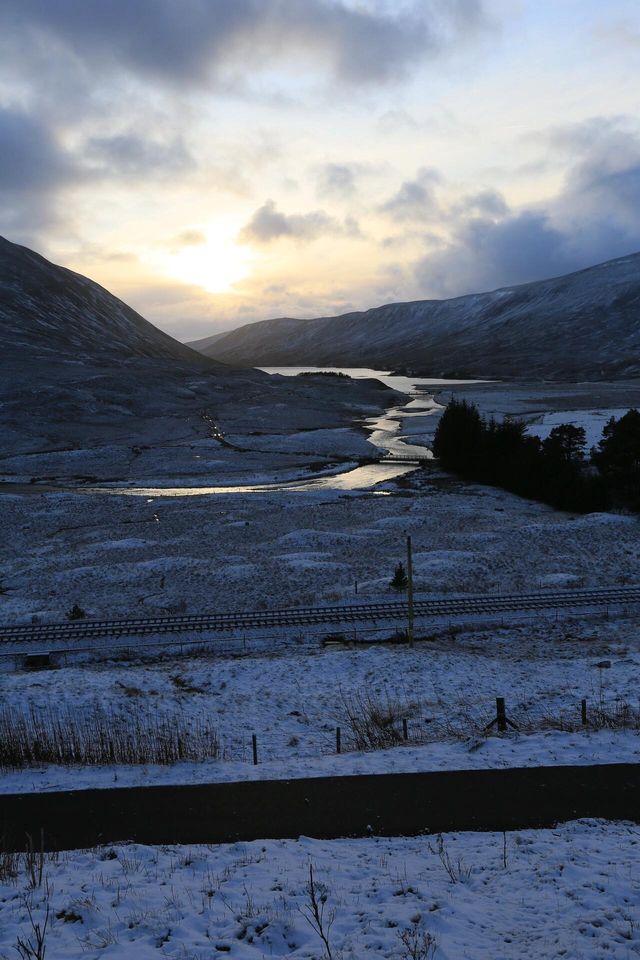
[{"left": 1, "top": 763, "right": 638, "bottom": 851}]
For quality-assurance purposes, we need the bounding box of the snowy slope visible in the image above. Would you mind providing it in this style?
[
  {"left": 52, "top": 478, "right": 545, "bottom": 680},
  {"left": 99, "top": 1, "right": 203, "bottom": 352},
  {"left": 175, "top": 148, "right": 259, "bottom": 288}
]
[
  {"left": 0, "top": 235, "right": 215, "bottom": 365},
  {"left": 192, "top": 252, "right": 640, "bottom": 379}
]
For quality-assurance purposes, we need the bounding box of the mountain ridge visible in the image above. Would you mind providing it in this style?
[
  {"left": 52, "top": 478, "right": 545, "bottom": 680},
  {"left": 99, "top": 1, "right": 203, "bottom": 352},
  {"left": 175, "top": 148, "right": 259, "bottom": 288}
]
[
  {"left": 189, "top": 251, "right": 640, "bottom": 380},
  {"left": 0, "top": 235, "right": 217, "bottom": 367}
]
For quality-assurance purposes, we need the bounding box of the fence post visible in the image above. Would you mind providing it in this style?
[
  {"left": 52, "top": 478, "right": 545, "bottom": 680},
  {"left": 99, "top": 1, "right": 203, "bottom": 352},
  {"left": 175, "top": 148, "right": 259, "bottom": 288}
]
[
  {"left": 336, "top": 727, "right": 341, "bottom": 754},
  {"left": 496, "top": 697, "right": 507, "bottom": 733},
  {"left": 484, "top": 696, "right": 518, "bottom": 733},
  {"left": 581, "top": 699, "right": 588, "bottom": 725},
  {"left": 402, "top": 718, "right": 408, "bottom": 741},
  {"left": 252, "top": 734, "right": 258, "bottom": 765}
]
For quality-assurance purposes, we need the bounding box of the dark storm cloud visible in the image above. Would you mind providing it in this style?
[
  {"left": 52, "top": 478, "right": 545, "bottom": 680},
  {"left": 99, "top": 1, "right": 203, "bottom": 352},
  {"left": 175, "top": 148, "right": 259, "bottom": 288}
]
[
  {"left": 0, "top": 107, "right": 77, "bottom": 241},
  {"left": 453, "top": 189, "right": 509, "bottom": 218},
  {"left": 0, "top": 107, "right": 74, "bottom": 191},
  {"left": 84, "top": 133, "right": 193, "bottom": 179},
  {"left": 238, "top": 199, "right": 358, "bottom": 244},
  {"left": 414, "top": 211, "right": 569, "bottom": 296},
  {"left": 1, "top": 0, "right": 489, "bottom": 88},
  {"left": 414, "top": 125, "right": 640, "bottom": 297}
]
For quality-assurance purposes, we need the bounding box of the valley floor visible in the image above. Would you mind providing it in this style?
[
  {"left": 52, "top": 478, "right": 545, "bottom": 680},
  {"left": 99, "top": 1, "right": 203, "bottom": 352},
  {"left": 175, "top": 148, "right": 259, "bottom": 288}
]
[{"left": 2, "top": 377, "right": 640, "bottom": 958}]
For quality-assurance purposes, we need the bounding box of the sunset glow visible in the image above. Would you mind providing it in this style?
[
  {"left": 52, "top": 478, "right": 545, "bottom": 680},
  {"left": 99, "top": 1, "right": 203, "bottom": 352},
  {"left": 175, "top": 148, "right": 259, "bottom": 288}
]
[
  {"left": 163, "top": 229, "right": 252, "bottom": 294},
  {"left": 1, "top": 1, "right": 639, "bottom": 341}
]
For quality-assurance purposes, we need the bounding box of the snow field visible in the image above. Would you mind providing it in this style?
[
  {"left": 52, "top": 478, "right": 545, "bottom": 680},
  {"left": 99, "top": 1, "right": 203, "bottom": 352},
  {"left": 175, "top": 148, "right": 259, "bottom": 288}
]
[
  {"left": 526, "top": 409, "right": 631, "bottom": 450},
  {"left": 1, "top": 820, "right": 639, "bottom": 958},
  {"left": 2, "top": 619, "right": 640, "bottom": 794},
  {"left": 2, "top": 475, "right": 639, "bottom": 626}
]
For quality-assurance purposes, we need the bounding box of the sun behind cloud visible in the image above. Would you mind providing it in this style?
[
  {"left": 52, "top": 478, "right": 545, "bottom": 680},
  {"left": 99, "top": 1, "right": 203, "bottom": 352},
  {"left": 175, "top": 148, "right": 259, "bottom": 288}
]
[{"left": 162, "top": 224, "right": 253, "bottom": 294}]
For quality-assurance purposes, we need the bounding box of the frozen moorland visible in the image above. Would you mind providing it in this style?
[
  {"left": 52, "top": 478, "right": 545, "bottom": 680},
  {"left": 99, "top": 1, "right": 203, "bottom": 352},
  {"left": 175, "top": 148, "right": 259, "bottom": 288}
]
[
  {"left": 1, "top": 820, "right": 640, "bottom": 958},
  {"left": 2, "top": 618, "right": 640, "bottom": 795},
  {"left": 3, "top": 236, "right": 640, "bottom": 958}
]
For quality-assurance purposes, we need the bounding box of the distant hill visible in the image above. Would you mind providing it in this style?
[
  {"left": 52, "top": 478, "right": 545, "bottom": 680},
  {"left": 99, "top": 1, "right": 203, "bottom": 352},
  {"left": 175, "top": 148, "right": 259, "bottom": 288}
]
[
  {"left": 190, "top": 253, "right": 640, "bottom": 380},
  {"left": 0, "top": 236, "right": 216, "bottom": 366}
]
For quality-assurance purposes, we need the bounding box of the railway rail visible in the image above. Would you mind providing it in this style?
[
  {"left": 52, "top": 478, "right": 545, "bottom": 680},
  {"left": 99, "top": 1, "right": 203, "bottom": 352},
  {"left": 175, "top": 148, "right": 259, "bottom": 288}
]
[{"left": 2, "top": 585, "right": 639, "bottom": 646}]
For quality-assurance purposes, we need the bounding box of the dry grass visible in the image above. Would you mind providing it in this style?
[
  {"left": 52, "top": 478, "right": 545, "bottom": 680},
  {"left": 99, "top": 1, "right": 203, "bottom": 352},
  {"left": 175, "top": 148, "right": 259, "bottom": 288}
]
[
  {"left": 338, "top": 687, "right": 415, "bottom": 751},
  {"left": 0, "top": 703, "right": 222, "bottom": 768}
]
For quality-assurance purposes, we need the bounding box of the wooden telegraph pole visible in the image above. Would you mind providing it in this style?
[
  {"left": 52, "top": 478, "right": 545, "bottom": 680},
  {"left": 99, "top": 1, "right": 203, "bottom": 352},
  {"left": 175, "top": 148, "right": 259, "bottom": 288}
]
[{"left": 407, "top": 534, "right": 414, "bottom": 647}]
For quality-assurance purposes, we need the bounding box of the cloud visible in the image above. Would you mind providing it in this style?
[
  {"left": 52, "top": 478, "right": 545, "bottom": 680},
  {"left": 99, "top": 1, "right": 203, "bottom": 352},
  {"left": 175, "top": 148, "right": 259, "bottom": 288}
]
[
  {"left": 380, "top": 167, "right": 442, "bottom": 222},
  {"left": 414, "top": 122, "right": 640, "bottom": 297},
  {"left": 238, "top": 199, "right": 357, "bottom": 245},
  {"left": 84, "top": 133, "right": 193, "bottom": 179},
  {"left": 0, "top": 0, "right": 490, "bottom": 89},
  {"left": 453, "top": 189, "right": 509, "bottom": 219},
  {"left": 0, "top": 107, "right": 78, "bottom": 240},
  {"left": 316, "top": 163, "right": 358, "bottom": 198},
  {"left": 415, "top": 211, "right": 569, "bottom": 297},
  {"left": 0, "top": 107, "right": 74, "bottom": 192},
  {"left": 173, "top": 230, "right": 207, "bottom": 247}
]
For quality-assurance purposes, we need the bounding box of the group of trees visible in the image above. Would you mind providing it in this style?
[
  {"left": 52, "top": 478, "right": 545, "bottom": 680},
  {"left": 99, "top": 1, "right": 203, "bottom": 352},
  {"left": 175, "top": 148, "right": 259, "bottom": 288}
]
[{"left": 432, "top": 399, "right": 640, "bottom": 514}]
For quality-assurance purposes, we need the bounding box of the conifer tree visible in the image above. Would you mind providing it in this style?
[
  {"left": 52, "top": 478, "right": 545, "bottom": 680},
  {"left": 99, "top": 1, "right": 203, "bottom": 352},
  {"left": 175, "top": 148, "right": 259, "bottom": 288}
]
[{"left": 390, "top": 562, "right": 408, "bottom": 591}]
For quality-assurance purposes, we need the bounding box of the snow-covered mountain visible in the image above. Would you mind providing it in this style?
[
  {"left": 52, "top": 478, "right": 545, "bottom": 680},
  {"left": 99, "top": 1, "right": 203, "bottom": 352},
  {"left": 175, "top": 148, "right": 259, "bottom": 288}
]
[
  {"left": 0, "top": 235, "right": 212, "bottom": 365},
  {"left": 191, "top": 253, "right": 640, "bottom": 380}
]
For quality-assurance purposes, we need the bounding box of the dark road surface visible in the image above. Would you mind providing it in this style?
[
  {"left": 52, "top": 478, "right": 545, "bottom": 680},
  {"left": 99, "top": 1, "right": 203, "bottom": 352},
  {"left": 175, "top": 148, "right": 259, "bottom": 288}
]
[{"left": 1, "top": 763, "right": 638, "bottom": 852}]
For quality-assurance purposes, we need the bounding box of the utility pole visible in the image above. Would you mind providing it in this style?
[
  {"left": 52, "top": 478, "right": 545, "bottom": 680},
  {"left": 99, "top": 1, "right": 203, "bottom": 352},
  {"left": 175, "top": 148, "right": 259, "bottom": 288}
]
[{"left": 407, "top": 534, "right": 414, "bottom": 647}]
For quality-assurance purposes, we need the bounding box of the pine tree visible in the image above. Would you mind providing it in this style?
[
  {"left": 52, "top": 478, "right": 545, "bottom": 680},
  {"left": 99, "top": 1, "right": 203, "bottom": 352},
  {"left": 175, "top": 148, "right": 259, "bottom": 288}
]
[{"left": 390, "top": 562, "right": 408, "bottom": 591}]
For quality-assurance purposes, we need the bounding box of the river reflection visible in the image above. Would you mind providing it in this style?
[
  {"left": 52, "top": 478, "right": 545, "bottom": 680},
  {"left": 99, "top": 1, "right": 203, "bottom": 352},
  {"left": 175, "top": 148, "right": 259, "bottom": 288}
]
[{"left": 3, "top": 370, "right": 477, "bottom": 497}]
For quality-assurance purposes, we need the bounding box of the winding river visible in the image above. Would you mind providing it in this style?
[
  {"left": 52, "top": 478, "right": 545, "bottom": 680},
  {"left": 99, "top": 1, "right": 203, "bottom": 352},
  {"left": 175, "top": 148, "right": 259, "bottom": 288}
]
[{"left": 3, "top": 370, "right": 477, "bottom": 496}]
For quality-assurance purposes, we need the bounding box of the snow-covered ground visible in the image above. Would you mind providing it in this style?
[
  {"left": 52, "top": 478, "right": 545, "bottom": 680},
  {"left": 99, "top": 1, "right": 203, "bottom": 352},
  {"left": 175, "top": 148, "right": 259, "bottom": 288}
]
[
  {"left": 526, "top": 408, "right": 631, "bottom": 450},
  {"left": 2, "top": 620, "right": 640, "bottom": 794},
  {"left": 1, "top": 820, "right": 639, "bottom": 958},
  {"left": 2, "top": 473, "right": 638, "bottom": 624}
]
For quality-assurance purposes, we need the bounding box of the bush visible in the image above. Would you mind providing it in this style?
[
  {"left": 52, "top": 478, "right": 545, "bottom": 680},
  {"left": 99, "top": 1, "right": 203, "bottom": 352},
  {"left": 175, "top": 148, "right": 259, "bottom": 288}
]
[
  {"left": 338, "top": 688, "right": 409, "bottom": 750},
  {"left": 67, "top": 604, "right": 86, "bottom": 621}
]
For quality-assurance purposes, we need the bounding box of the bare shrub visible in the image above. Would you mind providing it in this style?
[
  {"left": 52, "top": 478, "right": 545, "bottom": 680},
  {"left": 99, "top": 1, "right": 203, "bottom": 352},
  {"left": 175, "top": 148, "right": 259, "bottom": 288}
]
[
  {"left": 0, "top": 847, "right": 21, "bottom": 882},
  {"left": 15, "top": 901, "right": 49, "bottom": 960},
  {"left": 398, "top": 915, "right": 437, "bottom": 960},
  {"left": 299, "top": 863, "right": 336, "bottom": 960},
  {"left": 338, "top": 687, "right": 413, "bottom": 751},
  {"left": 24, "top": 833, "right": 45, "bottom": 889},
  {"left": 526, "top": 698, "right": 640, "bottom": 734},
  {"left": 0, "top": 703, "right": 222, "bottom": 768},
  {"left": 430, "top": 834, "right": 472, "bottom": 884}
]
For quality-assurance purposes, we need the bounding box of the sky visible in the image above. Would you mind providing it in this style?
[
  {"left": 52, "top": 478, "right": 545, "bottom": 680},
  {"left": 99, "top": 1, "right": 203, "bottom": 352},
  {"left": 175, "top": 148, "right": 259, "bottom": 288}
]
[{"left": 1, "top": 0, "right": 640, "bottom": 342}]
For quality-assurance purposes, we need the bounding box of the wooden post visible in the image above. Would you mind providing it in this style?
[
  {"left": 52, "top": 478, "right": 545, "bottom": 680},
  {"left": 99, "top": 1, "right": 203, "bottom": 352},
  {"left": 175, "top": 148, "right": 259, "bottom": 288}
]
[
  {"left": 496, "top": 697, "right": 507, "bottom": 733},
  {"left": 485, "top": 696, "right": 518, "bottom": 733},
  {"left": 407, "top": 535, "right": 414, "bottom": 648},
  {"left": 251, "top": 734, "right": 258, "bottom": 765},
  {"left": 581, "top": 699, "right": 588, "bottom": 725},
  {"left": 402, "top": 718, "right": 408, "bottom": 741},
  {"left": 336, "top": 727, "right": 341, "bottom": 754}
]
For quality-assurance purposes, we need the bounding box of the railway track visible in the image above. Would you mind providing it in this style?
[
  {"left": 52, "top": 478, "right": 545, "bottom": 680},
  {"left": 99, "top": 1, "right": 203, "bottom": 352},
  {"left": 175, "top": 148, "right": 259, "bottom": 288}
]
[{"left": 2, "top": 585, "right": 639, "bottom": 646}]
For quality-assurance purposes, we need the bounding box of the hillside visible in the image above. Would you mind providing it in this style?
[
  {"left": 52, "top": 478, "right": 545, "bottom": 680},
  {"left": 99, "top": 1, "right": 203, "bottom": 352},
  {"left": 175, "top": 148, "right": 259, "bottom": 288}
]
[
  {"left": 191, "top": 253, "right": 640, "bottom": 380},
  {"left": 0, "top": 236, "right": 214, "bottom": 366},
  {"left": 0, "top": 237, "right": 397, "bottom": 478}
]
